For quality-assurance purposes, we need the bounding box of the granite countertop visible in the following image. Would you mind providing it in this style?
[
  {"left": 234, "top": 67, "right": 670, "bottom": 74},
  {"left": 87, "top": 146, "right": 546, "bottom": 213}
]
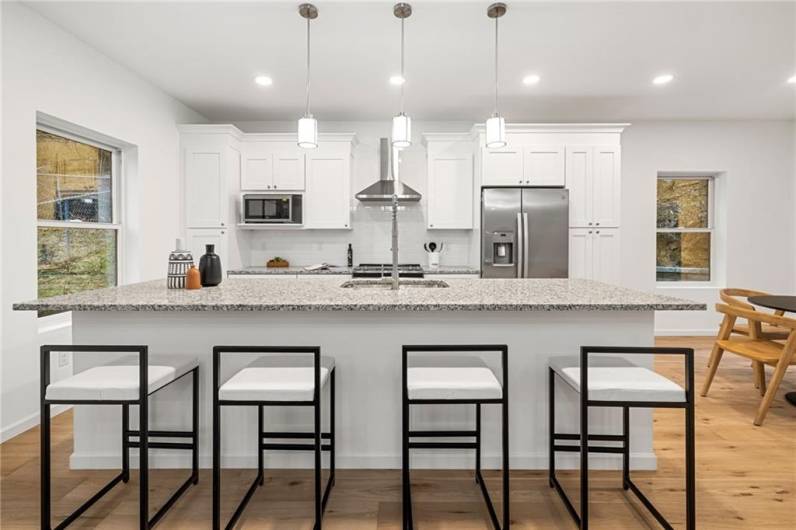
[
  {"left": 227, "top": 265, "right": 479, "bottom": 276},
  {"left": 13, "top": 277, "right": 706, "bottom": 312}
]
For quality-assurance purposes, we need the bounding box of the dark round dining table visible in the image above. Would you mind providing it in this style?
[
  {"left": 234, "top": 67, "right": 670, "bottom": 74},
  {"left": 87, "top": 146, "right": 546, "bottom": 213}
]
[{"left": 748, "top": 295, "right": 796, "bottom": 406}]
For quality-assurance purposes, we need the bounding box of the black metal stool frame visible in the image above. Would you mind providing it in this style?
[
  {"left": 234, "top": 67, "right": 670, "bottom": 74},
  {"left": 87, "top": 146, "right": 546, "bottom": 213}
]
[
  {"left": 212, "top": 346, "right": 335, "bottom": 530},
  {"left": 549, "top": 345, "right": 695, "bottom": 530},
  {"left": 40, "top": 345, "right": 199, "bottom": 530},
  {"left": 402, "top": 344, "right": 509, "bottom": 530}
]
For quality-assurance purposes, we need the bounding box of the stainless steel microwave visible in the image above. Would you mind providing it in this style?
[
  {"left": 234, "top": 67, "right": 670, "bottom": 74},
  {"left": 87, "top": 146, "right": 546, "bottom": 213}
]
[{"left": 241, "top": 194, "right": 303, "bottom": 224}]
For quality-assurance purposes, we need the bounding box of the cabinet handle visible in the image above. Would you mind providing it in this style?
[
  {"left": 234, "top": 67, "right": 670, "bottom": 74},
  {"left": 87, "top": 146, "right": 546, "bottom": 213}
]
[
  {"left": 595, "top": 222, "right": 600, "bottom": 226},
  {"left": 596, "top": 230, "right": 600, "bottom": 234},
  {"left": 518, "top": 180, "right": 523, "bottom": 184},
  {"left": 588, "top": 230, "right": 593, "bottom": 234},
  {"left": 221, "top": 222, "right": 225, "bottom": 226},
  {"left": 588, "top": 222, "right": 593, "bottom": 226},
  {"left": 221, "top": 231, "right": 226, "bottom": 235}
]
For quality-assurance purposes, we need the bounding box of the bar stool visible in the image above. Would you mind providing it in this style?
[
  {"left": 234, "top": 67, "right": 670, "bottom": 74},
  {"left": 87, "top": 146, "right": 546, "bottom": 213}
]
[
  {"left": 548, "top": 346, "right": 695, "bottom": 530},
  {"left": 402, "top": 344, "right": 509, "bottom": 530},
  {"left": 212, "top": 346, "right": 335, "bottom": 530},
  {"left": 40, "top": 345, "right": 199, "bottom": 530}
]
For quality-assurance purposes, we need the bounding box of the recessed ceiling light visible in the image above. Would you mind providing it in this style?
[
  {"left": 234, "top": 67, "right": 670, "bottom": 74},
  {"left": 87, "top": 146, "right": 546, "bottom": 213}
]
[
  {"left": 389, "top": 75, "right": 406, "bottom": 86},
  {"left": 254, "top": 75, "right": 273, "bottom": 87},
  {"left": 788, "top": 74, "right": 796, "bottom": 84},
  {"left": 652, "top": 74, "right": 675, "bottom": 85},
  {"left": 522, "top": 74, "right": 541, "bottom": 86}
]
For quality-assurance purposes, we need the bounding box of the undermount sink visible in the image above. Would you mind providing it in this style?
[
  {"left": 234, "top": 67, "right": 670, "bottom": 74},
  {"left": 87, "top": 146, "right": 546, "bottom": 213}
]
[{"left": 340, "top": 279, "right": 449, "bottom": 289}]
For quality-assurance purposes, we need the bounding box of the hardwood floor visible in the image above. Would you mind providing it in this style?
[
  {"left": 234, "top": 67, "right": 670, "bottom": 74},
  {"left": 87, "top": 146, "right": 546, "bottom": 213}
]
[{"left": 1, "top": 337, "right": 794, "bottom": 529}]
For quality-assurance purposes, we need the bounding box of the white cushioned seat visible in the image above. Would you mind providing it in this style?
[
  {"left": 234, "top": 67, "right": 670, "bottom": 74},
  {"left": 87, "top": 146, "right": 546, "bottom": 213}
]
[
  {"left": 407, "top": 355, "right": 502, "bottom": 400},
  {"left": 549, "top": 355, "right": 685, "bottom": 403},
  {"left": 46, "top": 354, "right": 199, "bottom": 401},
  {"left": 219, "top": 355, "right": 335, "bottom": 402}
]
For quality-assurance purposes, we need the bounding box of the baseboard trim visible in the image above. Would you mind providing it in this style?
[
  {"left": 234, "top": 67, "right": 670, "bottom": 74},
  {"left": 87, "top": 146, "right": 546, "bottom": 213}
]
[
  {"left": 655, "top": 329, "right": 716, "bottom": 336},
  {"left": 0, "top": 405, "right": 71, "bottom": 443},
  {"left": 69, "top": 451, "right": 658, "bottom": 471}
]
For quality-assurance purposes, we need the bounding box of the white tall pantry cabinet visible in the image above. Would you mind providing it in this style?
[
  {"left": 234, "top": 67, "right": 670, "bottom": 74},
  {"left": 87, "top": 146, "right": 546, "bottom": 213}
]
[{"left": 473, "top": 124, "right": 627, "bottom": 284}]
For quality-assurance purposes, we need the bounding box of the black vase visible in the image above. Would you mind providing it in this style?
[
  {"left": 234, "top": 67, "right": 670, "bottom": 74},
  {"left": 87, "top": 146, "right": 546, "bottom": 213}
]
[{"left": 199, "top": 244, "right": 222, "bottom": 287}]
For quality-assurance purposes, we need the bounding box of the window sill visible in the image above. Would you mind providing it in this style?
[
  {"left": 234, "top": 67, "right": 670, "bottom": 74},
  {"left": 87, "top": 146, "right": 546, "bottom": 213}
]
[{"left": 656, "top": 283, "right": 721, "bottom": 291}]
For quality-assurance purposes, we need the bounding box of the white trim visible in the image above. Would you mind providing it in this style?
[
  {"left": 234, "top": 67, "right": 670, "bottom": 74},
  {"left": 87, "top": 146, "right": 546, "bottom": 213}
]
[
  {"left": 69, "top": 451, "right": 658, "bottom": 471},
  {"left": 654, "top": 328, "right": 717, "bottom": 337},
  {"left": 0, "top": 405, "right": 71, "bottom": 443}
]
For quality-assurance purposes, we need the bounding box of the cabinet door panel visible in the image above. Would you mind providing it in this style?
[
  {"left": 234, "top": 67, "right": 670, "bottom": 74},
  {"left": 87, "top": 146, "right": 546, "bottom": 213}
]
[
  {"left": 185, "top": 150, "right": 224, "bottom": 228},
  {"left": 241, "top": 141, "right": 273, "bottom": 190},
  {"left": 524, "top": 145, "right": 565, "bottom": 186},
  {"left": 482, "top": 148, "right": 523, "bottom": 186},
  {"left": 428, "top": 155, "right": 473, "bottom": 229},
  {"left": 273, "top": 144, "right": 306, "bottom": 190},
  {"left": 565, "top": 146, "right": 592, "bottom": 227},
  {"left": 592, "top": 229, "right": 621, "bottom": 285},
  {"left": 592, "top": 146, "right": 621, "bottom": 227},
  {"left": 186, "top": 228, "right": 228, "bottom": 276},
  {"left": 304, "top": 151, "right": 350, "bottom": 229},
  {"left": 568, "top": 228, "right": 592, "bottom": 280}
]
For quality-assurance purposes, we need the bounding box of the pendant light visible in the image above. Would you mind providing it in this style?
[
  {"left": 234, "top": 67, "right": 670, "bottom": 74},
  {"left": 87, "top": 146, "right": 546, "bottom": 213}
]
[
  {"left": 297, "top": 3, "right": 319, "bottom": 149},
  {"left": 485, "top": 3, "right": 507, "bottom": 149},
  {"left": 391, "top": 3, "right": 412, "bottom": 149}
]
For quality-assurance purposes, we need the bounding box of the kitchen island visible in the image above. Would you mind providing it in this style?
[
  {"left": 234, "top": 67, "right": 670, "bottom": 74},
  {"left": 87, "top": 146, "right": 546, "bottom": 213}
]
[{"left": 14, "top": 277, "right": 703, "bottom": 471}]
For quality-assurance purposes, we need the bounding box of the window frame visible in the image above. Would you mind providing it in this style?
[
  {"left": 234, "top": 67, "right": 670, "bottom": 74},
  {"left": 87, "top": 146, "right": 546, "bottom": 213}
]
[
  {"left": 36, "top": 124, "right": 125, "bottom": 318},
  {"left": 655, "top": 174, "right": 715, "bottom": 286}
]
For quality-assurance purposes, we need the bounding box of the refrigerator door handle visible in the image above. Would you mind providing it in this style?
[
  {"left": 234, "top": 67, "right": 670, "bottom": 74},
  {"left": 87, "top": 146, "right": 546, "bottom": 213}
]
[
  {"left": 516, "top": 212, "right": 524, "bottom": 278},
  {"left": 523, "top": 212, "right": 530, "bottom": 278}
]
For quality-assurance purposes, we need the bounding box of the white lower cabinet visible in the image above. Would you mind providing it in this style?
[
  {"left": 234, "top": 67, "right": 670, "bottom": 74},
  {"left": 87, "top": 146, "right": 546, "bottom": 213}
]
[
  {"left": 186, "top": 228, "right": 228, "bottom": 275},
  {"left": 569, "top": 228, "right": 620, "bottom": 284}
]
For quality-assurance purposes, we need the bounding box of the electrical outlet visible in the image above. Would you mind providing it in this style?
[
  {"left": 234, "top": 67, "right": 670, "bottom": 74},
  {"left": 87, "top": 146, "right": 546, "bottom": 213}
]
[{"left": 58, "top": 352, "right": 70, "bottom": 368}]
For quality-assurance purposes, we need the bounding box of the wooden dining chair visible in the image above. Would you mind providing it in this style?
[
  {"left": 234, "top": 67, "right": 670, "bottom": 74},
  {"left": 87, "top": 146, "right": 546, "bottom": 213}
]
[
  {"left": 709, "top": 289, "right": 790, "bottom": 389},
  {"left": 701, "top": 303, "right": 796, "bottom": 426},
  {"left": 719, "top": 289, "right": 789, "bottom": 340}
]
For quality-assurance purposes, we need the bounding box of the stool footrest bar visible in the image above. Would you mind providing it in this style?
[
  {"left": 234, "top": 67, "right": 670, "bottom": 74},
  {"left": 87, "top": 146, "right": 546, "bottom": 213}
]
[
  {"left": 128, "top": 441, "right": 194, "bottom": 450},
  {"left": 126, "top": 430, "right": 193, "bottom": 438},
  {"left": 409, "top": 430, "right": 477, "bottom": 437},
  {"left": 261, "top": 431, "right": 331, "bottom": 439},
  {"left": 553, "top": 433, "right": 623, "bottom": 441},
  {"left": 261, "top": 443, "right": 332, "bottom": 451},
  {"left": 553, "top": 444, "right": 625, "bottom": 454},
  {"left": 408, "top": 442, "right": 477, "bottom": 450}
]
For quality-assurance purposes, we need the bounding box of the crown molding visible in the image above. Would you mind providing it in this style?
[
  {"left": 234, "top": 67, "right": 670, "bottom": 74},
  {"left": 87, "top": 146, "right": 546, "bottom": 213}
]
[{"left": 470, "top": 123, "right": 631, "bottom": 135}]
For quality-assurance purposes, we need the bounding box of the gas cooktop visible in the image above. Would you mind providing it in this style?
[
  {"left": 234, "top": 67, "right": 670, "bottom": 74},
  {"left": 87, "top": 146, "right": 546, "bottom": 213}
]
[{"left": 352, "top": 263, "right": 424, "bottom": 279}]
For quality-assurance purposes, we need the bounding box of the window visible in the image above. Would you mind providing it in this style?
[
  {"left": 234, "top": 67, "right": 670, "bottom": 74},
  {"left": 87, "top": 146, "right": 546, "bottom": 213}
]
[
  {"left": 37, "top": 128, "right": 121, "bottom": 315},
  {"left": 656, "top": 176, "right": 713, "bottom": 282}
]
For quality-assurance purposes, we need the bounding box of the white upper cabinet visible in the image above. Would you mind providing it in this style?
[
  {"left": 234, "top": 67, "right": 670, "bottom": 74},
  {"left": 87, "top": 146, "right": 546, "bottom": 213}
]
[
  {"left": 523, "top": 145, "right": 565, "bottom": 186},
  {"left": 304, "top": 145, "right": 351, "bottom": 229},
  {"left": 183, "top": 131, "right": 238, "bottom": 228},
  {"left": 482, "top": 146, "right": 523, "bottom": 186},
  {"left": 272, "top": 144, "right": 306, "bottom": 190},
  {"left": 566, "top": 146, "right": 592, "bottom": 227},
  {"left": 591, "top": 146, "right": 621, "bottom": 227},
  {"left": 241, "top": 141, "right": 305, "bottom": 191},
  {"left": 425, "top": 135, "right": 474, "bottom": 230},
  {"left": 565, "top": 145, "right": 621, "bottom": 228},
  {"left": 241, "top": 141, "right": 273, "bottom": 190}
]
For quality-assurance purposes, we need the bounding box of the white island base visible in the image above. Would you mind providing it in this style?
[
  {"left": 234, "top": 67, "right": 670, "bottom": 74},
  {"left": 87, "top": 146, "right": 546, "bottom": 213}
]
[{"left": 69, "top": 309, "right": 659, "bottom": 472}]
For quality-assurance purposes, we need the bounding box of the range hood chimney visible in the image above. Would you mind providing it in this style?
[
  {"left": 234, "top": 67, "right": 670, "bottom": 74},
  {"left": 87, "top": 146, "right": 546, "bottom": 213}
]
[{"left": 355, "top": 138, "right": 421, "bottom": 202}]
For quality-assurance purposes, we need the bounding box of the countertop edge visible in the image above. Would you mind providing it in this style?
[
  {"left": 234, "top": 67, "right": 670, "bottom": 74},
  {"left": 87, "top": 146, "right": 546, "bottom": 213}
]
[{"left": 12, "top": 302, "right": 708, "bottom": 312}]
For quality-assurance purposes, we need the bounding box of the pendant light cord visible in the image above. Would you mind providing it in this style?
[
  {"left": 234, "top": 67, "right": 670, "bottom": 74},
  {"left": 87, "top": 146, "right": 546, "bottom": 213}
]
[
  {"left": 400, "top": 16, "right": 405, "bottom": 115},
  {"left": 494, "top": 15, "right": 499, "bottom": 115},
  {"left": 305, "top": 16, "right": 311, "bottom": 117}
]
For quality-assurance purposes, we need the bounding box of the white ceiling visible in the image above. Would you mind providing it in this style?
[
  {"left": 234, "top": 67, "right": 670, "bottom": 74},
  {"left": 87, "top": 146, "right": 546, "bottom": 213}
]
[{"left": 27, "top": 1, "right": 796, "bottom": 122}]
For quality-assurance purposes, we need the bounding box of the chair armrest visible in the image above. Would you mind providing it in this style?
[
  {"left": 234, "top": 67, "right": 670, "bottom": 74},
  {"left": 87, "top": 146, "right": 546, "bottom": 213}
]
[{"left": 716, "top": 303, "right": 796, "bottom": 330}]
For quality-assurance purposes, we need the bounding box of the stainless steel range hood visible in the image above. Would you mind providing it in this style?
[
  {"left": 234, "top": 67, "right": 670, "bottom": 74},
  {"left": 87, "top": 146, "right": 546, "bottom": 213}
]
[{"left": 355, "top": 138, "right": 421, "bottom": 202}]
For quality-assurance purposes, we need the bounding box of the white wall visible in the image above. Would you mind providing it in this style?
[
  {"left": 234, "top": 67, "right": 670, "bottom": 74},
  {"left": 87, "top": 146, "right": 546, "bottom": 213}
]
[
  {"left": 621, "top": 121, "right": 796, "bottom": 335},
  {"left": 0, "top": 2, "right": 206, "bottom": 441},
  {"left": 232, "top": 121, "right": 478, "bottom": 269}
]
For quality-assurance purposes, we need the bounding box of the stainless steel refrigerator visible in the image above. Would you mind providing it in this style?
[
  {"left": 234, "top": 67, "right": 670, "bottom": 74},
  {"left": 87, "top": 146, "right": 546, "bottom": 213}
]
[{"left": 481, "top": 188, "right": 569, "bottom": 278}]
